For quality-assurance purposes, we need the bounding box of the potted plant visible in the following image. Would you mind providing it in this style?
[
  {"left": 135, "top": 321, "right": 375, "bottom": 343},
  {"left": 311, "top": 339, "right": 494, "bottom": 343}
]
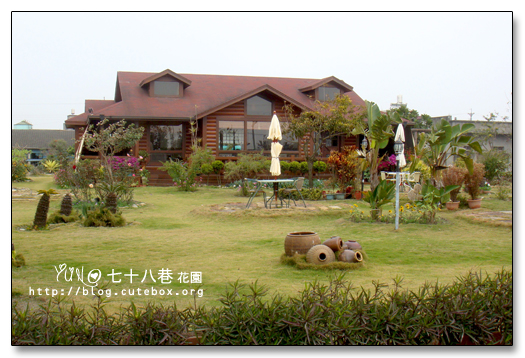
[
  {"left": 363, "top": 180, "right": 396, "bottom": 220},
  {"left": 327, "top": 146, "right": 360, "bottom": 200},
  {"left": 441, "top": 166, "right": 467, "bottom": 210},
  {"left": 324, "top": 178, "right": 338, "bottom": 200},
  {"left": 463, "top": 162, "right": 485, "bottom": 209}
]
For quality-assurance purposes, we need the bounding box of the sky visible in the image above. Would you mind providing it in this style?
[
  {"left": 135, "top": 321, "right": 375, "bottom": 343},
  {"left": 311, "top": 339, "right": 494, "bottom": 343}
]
[{"left": 11, "top": 11, "right": 513, "bottom": 129}]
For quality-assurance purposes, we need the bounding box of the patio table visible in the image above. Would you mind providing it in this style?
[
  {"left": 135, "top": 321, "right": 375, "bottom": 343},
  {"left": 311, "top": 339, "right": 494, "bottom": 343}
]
[{"left": 245, "top": 179, "right": 303, "bottom": 209}]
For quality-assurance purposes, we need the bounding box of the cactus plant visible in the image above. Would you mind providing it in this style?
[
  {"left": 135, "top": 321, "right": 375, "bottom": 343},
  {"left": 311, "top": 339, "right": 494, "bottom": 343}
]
[
  {"left": 33, "top": 189, "right": 58, "bottom": 229},
  {"left": 60, "top": 193, "right": 73, "bottom": 216}
]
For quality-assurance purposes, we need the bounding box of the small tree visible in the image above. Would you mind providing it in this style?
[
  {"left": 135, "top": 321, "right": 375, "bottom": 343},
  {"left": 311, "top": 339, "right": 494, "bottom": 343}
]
[
  {"left": 47, "top": 139, "right": 74, "bottom": 167},
  {"left": 212, "top": 160, "right": 225, "bottom": 186},
  {"left": 83, "top": 119, "right": 144, "bottom": 201},
  {"left": 283, "top": 95, "right": 364, "bottom": 188},
  {"left": 201, "top": 163, "right": 214, "bottom": 186},
  {"left": 223, "top": 153, "right": 267, "bottom": 196}
]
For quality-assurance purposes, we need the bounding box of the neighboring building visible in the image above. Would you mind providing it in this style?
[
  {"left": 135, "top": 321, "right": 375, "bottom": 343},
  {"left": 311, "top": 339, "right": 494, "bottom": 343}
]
[
  {"left": 13, "top": 120, "right": 33, "bottom": 130},
  {"left": 12, "top": 129, "right": 75, "bottom": 165},
  {"left": 64, "top": 69, "right": 415, "bottom": 185},
  {"left": 431, "top": 116, "right": 512, "bottom": 165},
  {"left": 390, "top": 95, "right": 406, "bottom": 110}
]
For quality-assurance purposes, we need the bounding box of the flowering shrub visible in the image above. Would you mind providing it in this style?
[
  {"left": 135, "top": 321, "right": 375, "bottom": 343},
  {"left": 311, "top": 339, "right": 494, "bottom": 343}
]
[
  {"left": 378, "top": 154, "right": 397, "bottom": 172},
  {"left": 378, "top": 203, "right": 442, "bottom": 224},
  {"left": 349, "top": 203, "right": 443, "bottom": 224},
  {"left": 12, "top": 149, "right": 30, "bottom": 182},
  {"left": 110, "top": 156, "right": 140, "bottom": 172}
]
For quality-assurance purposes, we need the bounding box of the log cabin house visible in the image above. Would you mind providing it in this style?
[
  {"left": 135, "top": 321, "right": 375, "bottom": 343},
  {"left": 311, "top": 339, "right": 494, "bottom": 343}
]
[{"left": 65, "top": 69, "right": 369, "bottom": 186}]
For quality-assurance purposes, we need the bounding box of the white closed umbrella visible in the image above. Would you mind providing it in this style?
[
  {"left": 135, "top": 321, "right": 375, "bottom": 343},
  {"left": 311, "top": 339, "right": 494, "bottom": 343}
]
[
  {"left": 268, "top": 112, "right": 283, "bottom": 177},
  {"left": 394, "top": 124, "right": 406, "bottom": 168},
  {"left": 270, "top": 142, "right": 283, "bottom": 176}
]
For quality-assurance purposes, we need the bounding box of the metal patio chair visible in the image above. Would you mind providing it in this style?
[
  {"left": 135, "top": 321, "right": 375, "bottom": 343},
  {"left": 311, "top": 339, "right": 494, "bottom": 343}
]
[{"left": 281, "top": 177, "right": 306, "bottom": 208}]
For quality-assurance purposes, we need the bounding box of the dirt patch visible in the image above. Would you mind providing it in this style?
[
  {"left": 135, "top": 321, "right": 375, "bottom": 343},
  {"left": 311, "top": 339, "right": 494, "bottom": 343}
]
[
  {"left": 203, "top": 200, "right": 353, "bottom": 214},
  {"left": 457, "top": 210, "right": 512, "bottom": 228}
]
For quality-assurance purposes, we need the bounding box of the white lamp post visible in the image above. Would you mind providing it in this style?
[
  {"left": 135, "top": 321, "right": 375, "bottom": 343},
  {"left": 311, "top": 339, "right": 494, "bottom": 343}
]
[
  {"left": 360, "top": 137, "right": 368, "bottom": 193},
  {"left": 393, "top": 139, "right": 404, "bottom": 230}
]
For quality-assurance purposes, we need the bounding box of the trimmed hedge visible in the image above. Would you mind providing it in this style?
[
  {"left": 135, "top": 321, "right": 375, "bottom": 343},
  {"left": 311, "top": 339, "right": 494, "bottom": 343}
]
[{"left": 12, "top": 269, "right": 512, "bottom": 345}]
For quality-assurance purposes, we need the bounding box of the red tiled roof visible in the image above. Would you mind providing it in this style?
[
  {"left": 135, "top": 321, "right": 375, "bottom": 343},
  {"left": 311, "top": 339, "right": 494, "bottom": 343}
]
[{"left": 65, "top": 70, "right": 366, "bottom": 127}]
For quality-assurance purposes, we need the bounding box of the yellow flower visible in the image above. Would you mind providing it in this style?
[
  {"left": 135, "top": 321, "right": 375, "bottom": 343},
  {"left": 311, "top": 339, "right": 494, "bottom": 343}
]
[
  {"left": 354, "top": 204, "right": 358, "bottom": 207},
  {"left": 438, "top": 207, "right": 441, "bottom": 211},
  {"left": 405, "top": 204, "right": 410, "bottom": 208},
  {"left": 388, "top": 210, "right": 392, "bottom": 213}
]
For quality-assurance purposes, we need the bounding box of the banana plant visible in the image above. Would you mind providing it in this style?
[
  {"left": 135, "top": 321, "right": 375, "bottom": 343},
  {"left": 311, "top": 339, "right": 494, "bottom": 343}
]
[
  {"left": 353, "top": 101, "right": 402, "bottom": 191},
  {"left": 415, "top": 181, "right": 460, "bottom": 224},
  {"left": 411, "top": 119, "right": 482, "bottom": 185},
  {"left": 362, "top": 180, "right": 396, "bottom": 210}
]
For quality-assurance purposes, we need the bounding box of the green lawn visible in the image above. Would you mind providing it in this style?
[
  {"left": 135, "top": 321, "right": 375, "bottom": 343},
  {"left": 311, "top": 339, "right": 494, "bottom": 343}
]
[{"left": 12, "top": 176, "right": 512, "bottom": 313}]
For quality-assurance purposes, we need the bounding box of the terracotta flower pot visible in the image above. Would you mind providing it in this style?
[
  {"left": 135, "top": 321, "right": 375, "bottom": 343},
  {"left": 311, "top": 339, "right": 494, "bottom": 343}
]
[
  {"left": 445, "top": 201, "right": 460, "bottom": 210},
  {"left": 322, "top": 236, "right": 344, "bottom": 252},
  {"left": 467, "top": 198, "right": 482, "bottom": 209},
  {"left": 338, "top": 249, "right": 363, "bottom": 263},
  {"left": 306, "top": 245, "right": 336, "bottom": 265},
  {"left": 284, "top": 232, "right": 321, "bottom": 256},
  {"left": 353, "top": 191, "right": 362, "bottom": 200},
  {"left": 343, "top": 240, "right": 362, "bottom": 251}
]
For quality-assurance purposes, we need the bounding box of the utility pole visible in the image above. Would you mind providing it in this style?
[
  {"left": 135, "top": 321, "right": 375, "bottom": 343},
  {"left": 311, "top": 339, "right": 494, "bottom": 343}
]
[{"left": 468, "top": 109, "right": 475, "bottom": 121}]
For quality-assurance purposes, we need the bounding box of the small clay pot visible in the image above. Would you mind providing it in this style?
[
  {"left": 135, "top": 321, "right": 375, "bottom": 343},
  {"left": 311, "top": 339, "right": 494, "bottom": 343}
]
[
  {"left": 338, "top": 249, "right": 363, "bottom": 263},
  {"left": 467, "top": 198, "right": 482, "bottom": 209},
  {"left": 344, "top": 240, "right": 362, "bottom": 251},
  {"left": 446, "top": 201, "right": 460, "bottom": 210},
  {"left": 322, "top": 236, "right": 343, "bottom": 252},
  {"left": 306, "top": 245, "right": 336, "bottom": 265}
]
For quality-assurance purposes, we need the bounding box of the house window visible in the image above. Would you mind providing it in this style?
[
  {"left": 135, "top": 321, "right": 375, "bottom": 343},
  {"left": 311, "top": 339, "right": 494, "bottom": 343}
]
[
  {"left": 318, "top": 87, "right": 340, "bottom": 101},
  {"left": 154, "top": 81, "right": 180, "bottom": 97},
  {"left": 218, "top": 119, "right": 299, "bottom": 156},
  {"left": 218, "top": 121, "right": 244, "bottom": 151},
  {"left": 247, "top": 121, "right": 270, "bottom": 151},
  {"left": 246, "top": 95, "right": 272, "bottom": 116},
  {"left": 282, "top": 134, "right": 299, "bottom": 151},
  {"left": 150, "top": 125, "right": 183, "bottom": 151}
]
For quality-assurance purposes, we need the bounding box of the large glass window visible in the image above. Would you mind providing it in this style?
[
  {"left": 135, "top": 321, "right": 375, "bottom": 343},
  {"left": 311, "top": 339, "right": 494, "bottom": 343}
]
[
  {"left": 318, "top": 87, "right": 340, "bottom": 101},
  {"left": 154, "top": 81, "right": 180, "bottom": 96},
  {"left": 246, "top": 95, "right": 272, "bottom": 116},
  {"left": 218, "top": 121, "right": 244, "bottom": 151},
  {"left": 150, "top": 125, "right": 183, "bottom": 151},
  {"left": 282, "top": 133, "right": 299, "bottom": 151},
  {"left": 247, "top": 121, "right": 270, "bottom": 151}
]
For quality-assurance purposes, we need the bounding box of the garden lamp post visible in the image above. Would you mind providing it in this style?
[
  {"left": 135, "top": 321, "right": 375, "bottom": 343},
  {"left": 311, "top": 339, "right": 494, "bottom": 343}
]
[
  {"left": 360, "top": 137, "right": 368, "bottom": 193},
  {"left": 394, "top": 139, "right": 404, "bottom": 230}
]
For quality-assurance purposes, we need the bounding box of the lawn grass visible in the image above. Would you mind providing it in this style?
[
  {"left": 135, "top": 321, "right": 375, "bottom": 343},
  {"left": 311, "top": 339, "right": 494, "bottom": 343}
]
[{"left": 11, "top": 176, "right": 512, "bottom": 313}]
